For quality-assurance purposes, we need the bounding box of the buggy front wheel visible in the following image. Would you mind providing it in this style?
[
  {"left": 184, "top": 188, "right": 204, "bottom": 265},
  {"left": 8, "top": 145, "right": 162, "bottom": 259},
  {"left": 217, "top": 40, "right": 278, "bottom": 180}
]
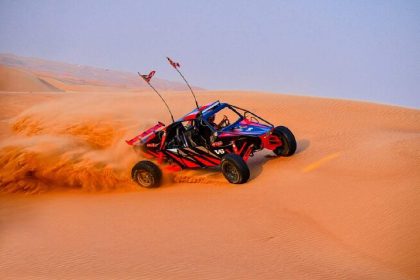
[{"left": 272, "top": 126, "right": 297, "bottom": 157}]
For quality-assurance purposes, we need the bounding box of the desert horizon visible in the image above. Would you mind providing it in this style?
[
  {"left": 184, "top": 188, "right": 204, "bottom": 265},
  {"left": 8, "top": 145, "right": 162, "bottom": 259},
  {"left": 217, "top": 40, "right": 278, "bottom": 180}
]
[{"left": 1, "top": 1, "right": 419, "bottom": 278}]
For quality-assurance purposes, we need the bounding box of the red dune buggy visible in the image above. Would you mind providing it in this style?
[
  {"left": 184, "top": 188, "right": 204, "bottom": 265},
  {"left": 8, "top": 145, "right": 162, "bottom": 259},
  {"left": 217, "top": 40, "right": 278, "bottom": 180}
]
[{"left": 127, "top": 100, "right": 296, "bottom": 187}]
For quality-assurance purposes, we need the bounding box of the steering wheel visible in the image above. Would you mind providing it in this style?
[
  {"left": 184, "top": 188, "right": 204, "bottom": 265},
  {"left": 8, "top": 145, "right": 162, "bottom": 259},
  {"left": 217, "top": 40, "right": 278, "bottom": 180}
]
[
  {"left": 244, "top": 111, "right": 259, "bottom": 123},
  {"left": 251, "top": 116, "right": 259, "bottom": 123}
]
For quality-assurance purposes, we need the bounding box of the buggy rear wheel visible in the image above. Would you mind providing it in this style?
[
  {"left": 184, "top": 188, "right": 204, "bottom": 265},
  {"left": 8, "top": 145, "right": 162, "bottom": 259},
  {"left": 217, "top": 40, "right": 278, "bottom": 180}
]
[
  {"left": 221, "top": 154, "right": 250, "bottom": 184},
  {"left": 272, "top": 126, "right": 297, "bottom": 157},
  {"left": 131, "top": 160, "right": 162, "bottom": 188}
]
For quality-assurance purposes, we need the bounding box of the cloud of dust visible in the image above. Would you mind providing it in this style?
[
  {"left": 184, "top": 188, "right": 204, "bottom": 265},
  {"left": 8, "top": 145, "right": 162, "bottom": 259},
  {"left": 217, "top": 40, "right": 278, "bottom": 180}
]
[{"left": 0, "top": 93, "right": 158, "bottom": 193}]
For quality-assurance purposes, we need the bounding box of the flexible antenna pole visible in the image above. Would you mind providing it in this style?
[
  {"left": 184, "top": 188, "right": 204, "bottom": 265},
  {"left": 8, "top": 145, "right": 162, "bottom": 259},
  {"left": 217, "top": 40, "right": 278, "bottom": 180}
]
[
  {"left": 167, "top": 57, "right": 199, "bottom": 109},
  {"left": 138, "top": 72, "right": 175, "bottom": 122}
]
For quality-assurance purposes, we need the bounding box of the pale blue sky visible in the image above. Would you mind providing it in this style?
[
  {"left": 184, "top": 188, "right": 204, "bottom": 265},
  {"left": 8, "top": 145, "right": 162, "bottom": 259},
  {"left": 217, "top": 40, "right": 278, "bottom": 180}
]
[{"left": 0, "top": 0, "right": 419, "bottom": 107}]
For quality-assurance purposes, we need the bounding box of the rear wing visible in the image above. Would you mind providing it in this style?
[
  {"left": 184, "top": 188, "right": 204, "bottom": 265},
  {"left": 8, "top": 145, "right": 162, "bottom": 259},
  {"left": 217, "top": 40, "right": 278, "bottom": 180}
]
[{"left": 126, "top": 122, "right": 165, "bottom": 145}]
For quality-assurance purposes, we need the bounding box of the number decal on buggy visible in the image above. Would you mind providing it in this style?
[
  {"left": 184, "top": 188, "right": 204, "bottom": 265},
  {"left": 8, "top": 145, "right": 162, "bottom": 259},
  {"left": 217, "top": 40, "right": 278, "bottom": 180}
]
[{"left": 214, "top": 149, "right": 225, "bottom": 155}]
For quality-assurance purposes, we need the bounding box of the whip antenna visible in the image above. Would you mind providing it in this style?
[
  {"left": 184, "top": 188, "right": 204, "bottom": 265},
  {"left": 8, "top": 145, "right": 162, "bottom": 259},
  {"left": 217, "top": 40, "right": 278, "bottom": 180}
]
[
  {"left": 138, "top": 71, "right": 175, "bottom": 122},
  {"left": 166, "top": 57, "right": 199, "bottom": 109}
]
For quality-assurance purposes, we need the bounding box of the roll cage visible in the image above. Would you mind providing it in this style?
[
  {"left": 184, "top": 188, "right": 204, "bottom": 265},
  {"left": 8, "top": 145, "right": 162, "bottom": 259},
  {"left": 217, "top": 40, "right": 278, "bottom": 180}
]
[
  {"left": 162, "top": 102, "right": 275, "bottom": 149},
  {"left": 195, "top": 101, "right": 274, "bottom": 132}
]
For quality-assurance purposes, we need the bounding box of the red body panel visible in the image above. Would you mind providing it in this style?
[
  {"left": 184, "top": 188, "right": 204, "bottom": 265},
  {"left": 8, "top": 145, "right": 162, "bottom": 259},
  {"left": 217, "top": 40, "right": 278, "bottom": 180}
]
[
  {"left": 260, "top": 133, "right": 282, "bottom": 151},
  {"left": 126, "top": 122, "right": 165, "bottom": 146}
]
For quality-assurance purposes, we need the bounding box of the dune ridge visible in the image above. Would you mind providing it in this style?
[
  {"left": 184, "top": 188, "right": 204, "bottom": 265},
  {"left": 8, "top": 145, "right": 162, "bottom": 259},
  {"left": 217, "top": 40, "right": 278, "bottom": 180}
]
[
  {"left": 0, "top": 66, "right": 62, "bottom": 92},
  {"left": 0, "top": 53, "right": 202, "bottom": 91}
]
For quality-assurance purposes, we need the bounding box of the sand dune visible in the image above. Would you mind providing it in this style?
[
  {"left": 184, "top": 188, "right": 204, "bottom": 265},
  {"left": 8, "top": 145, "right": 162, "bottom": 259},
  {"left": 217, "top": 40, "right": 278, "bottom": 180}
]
[
  {"left": 0, "top": 90, "right": 419, "bottom": 279},
  {"left": 0, "top": 53, "right": 201, "bottom": 91},
  {"left": 0, "top": 66, "right": 62, "bottom": 92}
]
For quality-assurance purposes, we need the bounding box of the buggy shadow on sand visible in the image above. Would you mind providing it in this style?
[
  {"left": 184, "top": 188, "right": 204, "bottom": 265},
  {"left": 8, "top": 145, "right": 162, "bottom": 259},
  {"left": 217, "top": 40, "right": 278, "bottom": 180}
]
[{"left": 126, "top": 58, "right": 296, "bottom": 188}]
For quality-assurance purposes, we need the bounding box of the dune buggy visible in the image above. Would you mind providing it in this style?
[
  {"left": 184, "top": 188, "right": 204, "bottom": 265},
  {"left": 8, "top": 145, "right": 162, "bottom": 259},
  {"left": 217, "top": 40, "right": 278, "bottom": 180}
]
[{"left": 126, "top": 100, "right": 296, "bottom": 187}]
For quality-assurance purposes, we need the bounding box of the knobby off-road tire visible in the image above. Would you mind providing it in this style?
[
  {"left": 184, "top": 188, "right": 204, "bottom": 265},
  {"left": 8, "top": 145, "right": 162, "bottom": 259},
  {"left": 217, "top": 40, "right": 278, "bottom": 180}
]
[
  {"left": 273, "top": 126, "right": 297, "bottom": 157},
  {"left": 131, "top": 160, "right": 162, "bottom": 188},
  {"left": 221, "top": 154, "right": 250, "bottom": 184}
]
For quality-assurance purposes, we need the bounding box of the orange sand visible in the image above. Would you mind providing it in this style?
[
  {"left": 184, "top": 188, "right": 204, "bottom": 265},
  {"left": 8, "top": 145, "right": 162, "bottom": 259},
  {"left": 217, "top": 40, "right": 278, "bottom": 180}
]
[{"left": 0, "top": 87, "right": 419, "bottom": 279}]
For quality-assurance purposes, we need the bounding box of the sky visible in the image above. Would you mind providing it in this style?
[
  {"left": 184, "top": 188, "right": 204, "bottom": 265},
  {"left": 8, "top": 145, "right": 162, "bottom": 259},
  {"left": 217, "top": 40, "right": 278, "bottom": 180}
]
[{"left": 0, "top": 0, "right": 419, "bottom": 108}]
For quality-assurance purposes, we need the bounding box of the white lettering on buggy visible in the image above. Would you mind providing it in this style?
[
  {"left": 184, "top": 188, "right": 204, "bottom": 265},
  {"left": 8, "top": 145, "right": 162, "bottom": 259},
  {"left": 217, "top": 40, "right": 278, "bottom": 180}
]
[{"left": 214, "top": 149, "right": 225, "bottom": 155}]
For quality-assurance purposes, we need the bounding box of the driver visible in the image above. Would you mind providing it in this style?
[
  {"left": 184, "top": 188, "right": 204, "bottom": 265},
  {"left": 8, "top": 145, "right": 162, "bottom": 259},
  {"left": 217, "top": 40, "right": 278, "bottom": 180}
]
[{"left": 208, "top": 114, "right": 229, "bottom": 130}]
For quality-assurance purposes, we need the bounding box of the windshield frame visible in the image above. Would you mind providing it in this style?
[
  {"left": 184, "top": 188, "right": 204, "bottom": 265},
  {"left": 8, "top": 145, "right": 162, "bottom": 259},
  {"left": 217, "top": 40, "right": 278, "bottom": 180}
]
[{"left": 201, "top": 103, "right": 244, "bottom": 132}]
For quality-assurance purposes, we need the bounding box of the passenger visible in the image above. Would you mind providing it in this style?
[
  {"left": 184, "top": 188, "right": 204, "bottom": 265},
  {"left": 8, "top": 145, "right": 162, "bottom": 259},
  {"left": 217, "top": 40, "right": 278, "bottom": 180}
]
[{"left": 208, "top": 115, "right": 218, "bottom": 129}]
